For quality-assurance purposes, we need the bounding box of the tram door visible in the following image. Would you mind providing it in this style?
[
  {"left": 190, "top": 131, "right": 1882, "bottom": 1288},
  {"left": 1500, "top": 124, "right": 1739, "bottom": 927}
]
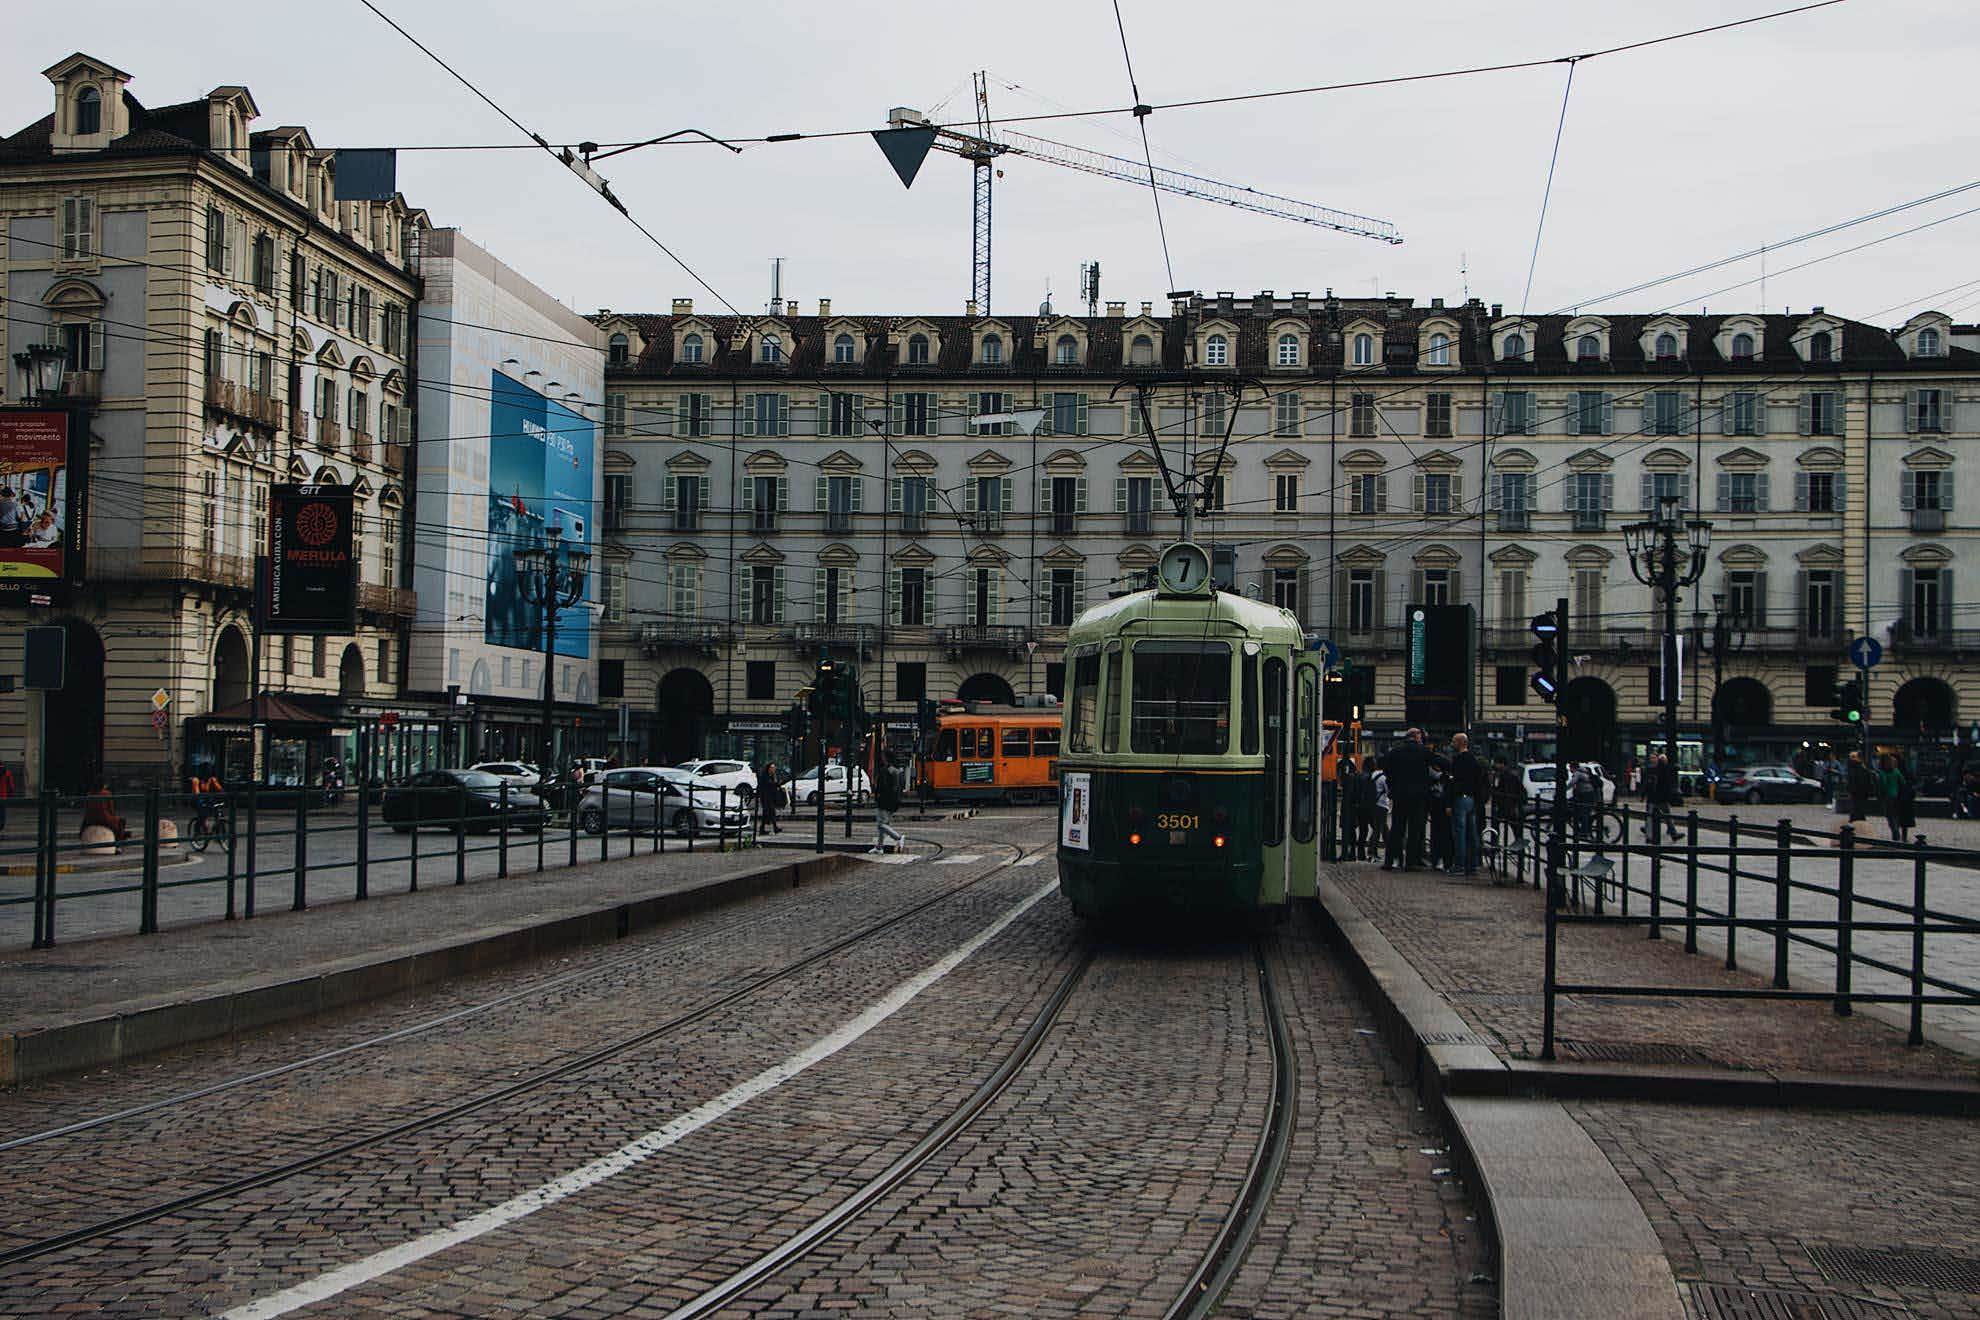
[{"left": 1290, "top": 662, "right": 1320, "bottom": 899}]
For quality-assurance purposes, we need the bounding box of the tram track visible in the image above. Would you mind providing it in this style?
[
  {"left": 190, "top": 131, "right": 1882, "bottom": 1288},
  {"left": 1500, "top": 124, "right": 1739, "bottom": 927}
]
[{"left": 0, "top": 835, "right": 1056, "bottom": 1271}]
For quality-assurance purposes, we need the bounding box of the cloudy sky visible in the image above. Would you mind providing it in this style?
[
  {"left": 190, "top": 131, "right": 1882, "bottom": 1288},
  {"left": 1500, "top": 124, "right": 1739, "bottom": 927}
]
[{"left": 8, "top": 1, "right": 1976, "bottom": 325}]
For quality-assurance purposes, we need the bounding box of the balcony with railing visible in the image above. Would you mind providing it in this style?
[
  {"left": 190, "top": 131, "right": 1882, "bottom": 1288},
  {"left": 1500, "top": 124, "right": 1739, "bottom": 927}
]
[
  {"left": 318, "top": 418, "right": 342, "bottom": 452},
  {"left": 791, "top": 621, "right": 876, "bottom": 655},
  {"left": 1909, "top": 506, "right": 1948, "bottom": 533},
  {"left": 92, "top": 546, "right": 255, "bottom": 591},
  {"left": 639, "top": 621, "right": 729, "bottom": 656},
  {"left": 942, "top": 624, "right": 1032, "bottom": 658},
  {"left": 59, "top": 370, "right": 101, "bottom": 402},
  {"left": 383, "top": 442, "right": 406, "bottom": 472},
  {"left": 1889, "top": 623, "right": 1980, "bottom": 653},
  {"left": 290, "top": 405, "right": 311, "bottom": 439},
  {"left": 356, "top": 582, "right": 416, "bottom": 616},
  {"left": 350, "top": 427, "right": 374, "bottom": 464}
]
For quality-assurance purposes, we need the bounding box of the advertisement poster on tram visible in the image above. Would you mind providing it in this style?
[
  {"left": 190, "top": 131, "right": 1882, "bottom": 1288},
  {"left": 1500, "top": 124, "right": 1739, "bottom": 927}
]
[
  {"left": 484, "top": 370, "right": 593, "bottom": 658},
  {"left": 0, "top": 407, "right": 86, "bottom": 601},
  {"left": 1060, "top": 771, "right": 1091, "bottom": 850}
]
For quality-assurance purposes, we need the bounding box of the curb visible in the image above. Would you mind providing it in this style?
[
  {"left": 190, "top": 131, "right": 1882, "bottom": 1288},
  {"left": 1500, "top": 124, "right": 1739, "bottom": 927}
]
[
  {"left": 1313, "top": 876, "right": 1685, "bottom": 1320},
  {"left": 0, "top": 852, "right": 853, "bottom": 1088}
]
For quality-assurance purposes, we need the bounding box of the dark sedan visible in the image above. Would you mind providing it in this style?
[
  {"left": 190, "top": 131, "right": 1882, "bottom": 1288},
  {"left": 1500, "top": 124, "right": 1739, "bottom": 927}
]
[
  {"left": 1717, "top": 765, "right": 1827, "bottom": 805},
  {"left": 381, "top": 769, "right": 551, "bottom": 832}
]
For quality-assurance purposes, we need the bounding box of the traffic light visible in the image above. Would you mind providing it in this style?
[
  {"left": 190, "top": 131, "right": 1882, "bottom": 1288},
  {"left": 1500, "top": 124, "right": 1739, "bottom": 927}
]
[
  {"left": 1530, "top": 610, "right": 1562, "bottom": 703},
  {"left": 917, "top": 698, "right": 939, "bottom": 735},
  {"left": 782, "top": 703, "right": 809, "bottom": 742},
  {"left": 1830, "top": 679, "right": 1864, "bottom": 724}
]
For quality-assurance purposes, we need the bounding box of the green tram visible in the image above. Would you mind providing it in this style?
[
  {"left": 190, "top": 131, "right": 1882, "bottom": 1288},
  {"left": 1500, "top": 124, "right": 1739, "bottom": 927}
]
[{"left": 1055, "top": 542, "right": 1323, "bottom": 920}]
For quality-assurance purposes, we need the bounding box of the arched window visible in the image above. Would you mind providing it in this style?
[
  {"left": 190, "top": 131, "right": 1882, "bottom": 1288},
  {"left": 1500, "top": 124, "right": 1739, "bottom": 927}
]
[
  {"left": 1504, "top": 333, "right": 1526, "bottom": 362},
  {"left": 1576, "top": 334, "right": 1601, "bottom": 361},
  {"left": 1130, "top": 334, "right": 1155, "bottom": 366},
  {"left": 75, "top": 85, "right": 101, "bottom": 136},
  {"left": 1204, "top": 334, "right": 1229, "bottom": 367},
  {"left": 907, "top": 332, "right": 930, "bottom": 365},
  {"left": 1427, "top": 332, "right": 1451, "bottom": 367},
  {"left": 1809, "top": 331, "right": 1832, "bottom": 363},
  {"left": 1655, "top": 332, "right": 1678, "bottom": 360},
  {"left": 1352, "top": 333, "right": 1374, "bottom": 366},
  {"left": 1276, "top": 333, "right": 1300, "bottom": 366},
  {"left": 681, "top": 333, "right": 703, "bottom": 364},
  {"left": 760, "top": 333, "right": 782, "bottom": 364},
  {"left": 981, "top": 333, "right": 1003, "bottom": 364},
  {"left": 1055, "top": 334, "right": 1079, "bottom": 365},
  {"left": 1730, "top": 332, "right": 1755, "bottom": 360},
  {"left": 833, "top": 333, "right": 856, "bottom": 364},
  {"left": 608, "top": 333, "right": 629, "bottom": 366},
  {"left": 1918, "top": 327, "right": 1942, "bottom": 356}
]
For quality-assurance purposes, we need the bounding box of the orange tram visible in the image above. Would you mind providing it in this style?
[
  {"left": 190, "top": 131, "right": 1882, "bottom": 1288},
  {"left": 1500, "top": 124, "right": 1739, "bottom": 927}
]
[{"left": 919, "top": 702, "right": 1063, "bottom": 804}]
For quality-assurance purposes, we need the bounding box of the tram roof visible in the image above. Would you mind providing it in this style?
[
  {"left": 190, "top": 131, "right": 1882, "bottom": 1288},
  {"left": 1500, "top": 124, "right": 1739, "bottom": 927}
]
[{"left": 1066, "top": 588, "right": 1304, "bottom": 647}]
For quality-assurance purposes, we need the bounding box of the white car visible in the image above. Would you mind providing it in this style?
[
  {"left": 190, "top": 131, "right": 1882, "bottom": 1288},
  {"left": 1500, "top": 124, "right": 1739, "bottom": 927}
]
[
  {"left": 677, "top": 758, "right": 758, "bottom": 802},
  {"left": 1520, "top": 761, "right": 1617, "bottom": 806},
  {"left": 468, "top": 761, "right": 541, "bottom": 789},
  {"left": 789, "top": 764, "right": 872, "bottom": 806}
]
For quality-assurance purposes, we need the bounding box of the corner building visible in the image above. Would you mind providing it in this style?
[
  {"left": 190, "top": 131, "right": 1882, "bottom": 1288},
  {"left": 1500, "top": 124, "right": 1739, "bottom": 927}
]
[
  {"left": 0, "top": 54, "right": 423, "bottom": 790},
  {"left": 596, "top": 291, "right": 1980, "bottom": 773}
]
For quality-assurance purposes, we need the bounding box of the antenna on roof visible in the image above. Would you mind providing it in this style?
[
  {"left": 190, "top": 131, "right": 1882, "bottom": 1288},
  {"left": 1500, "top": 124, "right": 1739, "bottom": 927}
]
[
  {"left": 1080, "top": 261, "right": 1101, "bottom": 318},
  {"left": 1460, "top": 251, "right": 1470, "bottom": 303},
  {"left": 1039, "top": 277, "right": 1053, "bottom": 317}
]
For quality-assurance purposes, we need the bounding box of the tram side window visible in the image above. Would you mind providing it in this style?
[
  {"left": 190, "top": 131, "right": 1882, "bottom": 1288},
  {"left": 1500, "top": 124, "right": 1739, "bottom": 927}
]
[
  {"left": 961, "top": 728, "right": 979, "bottom": 759},
  {"left": 1242, "top": 652, "right": 1260, "bottom": 756},
  {"left": 1067, "top": 651, "right": 1101, "bottom": 752},
  {"left": 1002, "top": 727, "right": 1030, "bottom": 758},
  {"left": 1101, "top": 646, "right": 1124, "bottom": 752},
  {"left": 1130, "top": 640, "right": 1232, "bottom": 754},
  {"left": 936, "top": 727, "right": 959, "bottom": 761},
  {"left": 1035, "top": 726, "right": 1060, "bottom": 759},
  {"left": 1264, "top": 657, "right": 1287, "bottom": 845}
]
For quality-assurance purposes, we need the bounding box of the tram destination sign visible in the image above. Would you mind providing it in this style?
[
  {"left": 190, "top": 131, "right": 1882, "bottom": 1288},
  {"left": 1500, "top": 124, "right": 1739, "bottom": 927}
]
[{"left": 263, "top": 484, "right": 357, "bottom": 633}]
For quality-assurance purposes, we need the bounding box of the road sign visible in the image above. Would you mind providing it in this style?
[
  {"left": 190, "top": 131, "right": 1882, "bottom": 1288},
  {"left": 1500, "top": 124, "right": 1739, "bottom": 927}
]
[
  {"left": 151, "top": 688, "right": 171, "bottom": 710},
  {"left": 151, "top": 708, "right": 167, "bottom": 732},
  {"left": 1312, "top": 637, "right": 1340, "bottom": 669},
  {"left": 1847, "top": 636, "right": 1883, "bottom": 670}
]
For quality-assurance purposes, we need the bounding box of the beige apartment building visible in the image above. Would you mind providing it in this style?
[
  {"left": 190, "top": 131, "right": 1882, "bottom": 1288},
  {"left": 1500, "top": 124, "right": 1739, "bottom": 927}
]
[
  {"left": 595, "top": 290, "right": 1980, "bottom": 781},
  {"left": 0, "top": 53, "right": 423, "bottom": 791}
]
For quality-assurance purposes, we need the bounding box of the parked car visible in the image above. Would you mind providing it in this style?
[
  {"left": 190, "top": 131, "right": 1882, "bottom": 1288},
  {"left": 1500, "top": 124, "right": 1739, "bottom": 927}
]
[
  {"left": 676, "top": 758, "right": 759, "bottom": 802},
  {"left": 468, "top": 761, "right": 541, "bottom": 789},
  {"left": 1717, "top": 765, "right": 1826, "bottom": 805},
  {"left": 381, "top": 769, "right": 550, "bottom": 833},
  {"left": 789, "top": 764, "right": 872, "bottom": 806},
  {"left": 1519, "top": 762, "right": 1617, "bottom": 806},
  {"left": 577, "top": 767, "right": 748, "bottom": 837}
]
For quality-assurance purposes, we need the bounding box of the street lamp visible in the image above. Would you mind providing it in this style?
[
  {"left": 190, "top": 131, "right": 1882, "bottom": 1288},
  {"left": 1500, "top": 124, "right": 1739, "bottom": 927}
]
[
  {"left": 12, "top": 342, "right": 67, "bottom": 402},
  {"left": 1624, "top": 494, "right": 1711, "bottom": 766},
  {"left": 513, "top": 524, "right": 590, "bottom": 781}
]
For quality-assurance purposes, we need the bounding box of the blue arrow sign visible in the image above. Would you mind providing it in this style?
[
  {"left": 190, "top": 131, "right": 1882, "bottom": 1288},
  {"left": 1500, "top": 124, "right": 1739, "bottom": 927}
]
[
  {"left": 1847, "top": 636, "right": 1883, "bottom": 670},
  {"left": 1312, "top": 637, "right": 1341, "bottom": 669}
]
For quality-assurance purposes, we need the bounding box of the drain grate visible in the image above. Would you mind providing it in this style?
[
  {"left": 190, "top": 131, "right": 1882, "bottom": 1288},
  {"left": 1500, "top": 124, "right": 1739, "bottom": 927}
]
[
  {"left": 1692, "top": 1282, "right": 1907, "bottom": 1319},
  {"left": 1551, "top": 1038, "right": 1725, "bottom": 1067},
  {"left": 1806, "top": 1244, "right": 1980, "bottom": 1294}
]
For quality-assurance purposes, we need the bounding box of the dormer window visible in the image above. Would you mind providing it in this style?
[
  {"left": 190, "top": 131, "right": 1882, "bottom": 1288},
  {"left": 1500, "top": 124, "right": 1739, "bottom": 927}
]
[
  {"left": 1277, "top": 333, "right": 1300, "bottom": 366},
  {"left": 1731, "top": 332, "right": 1755, "bottom": 360},
  {"left": 1655, "top": 332, "right": 1679, "bottom": 360},
  {"left": 1503, "top": 333, "right": 1526, "bottom": 362},
  {"left": 1054, "top": 334, "right": 1079, "bottom": 366},
  {"left": 1427, "top": 332, "right": 1451, "bottom": 367},
  {"left": 1130, "top": 334, "right": 1155, "bottom": 366},
  {"left": 1352, "top": 333, "right": 1374, "bottom": 366},
  {"left": 1809, "top": 331, "right": 1833, "bottom": 363},
  {"left": 1205, "top": 333, "right": 1229, "bottom": 367},
  {"left": 907, "top": 333, "right": 930, "bottom": 365},
  {"left": 75, "top": 85, "right": 101, "bottom": 135},
  {"left": 1918, "top": 327, "right": 1943, "bottom": 356},
  {"left": 682, "top": 332, "right": 704, "bottom": 364},
  {"left": 982, "top": 333, "right": 1003, "bottom": 365},
  {"left": 1576, "top": 334, "right": 1600, "bottom": 361},
  {"left": 834, "top": 333, "right": 857, "bottom": 364},
  {"left": 760, "top": 334, "right": 783, "bottom": 364},
  {"left": 608, "top": 333, "right": 629, "bottom": 366}
]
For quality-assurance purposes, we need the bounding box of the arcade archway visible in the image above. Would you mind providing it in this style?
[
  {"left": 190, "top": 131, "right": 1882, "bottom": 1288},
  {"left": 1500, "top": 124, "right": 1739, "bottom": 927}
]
[
  {"left": 1892, "top": 676, "right": 1956, "bottom": 733},
  {"left": 957, "top": 673, "right": 1016, "bottom": 706},
  {"left": 43, "top": 619, "right": 105, "bottom": 793},
  {"left": 1713, "top": 676, "right": 1773, "bottom": 730},
  {"left": 1560, "top": 676, "right": 1617, "bottom": 765},
  {"left": 655, "top": 667, "right": 715, "bottom": 764},
  {"left": 213, "top": 625, "right": 251, "bottom": 710}
]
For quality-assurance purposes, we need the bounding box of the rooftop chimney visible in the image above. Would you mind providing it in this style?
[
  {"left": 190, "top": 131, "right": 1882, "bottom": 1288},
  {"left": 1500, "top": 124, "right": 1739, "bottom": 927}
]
[
  {"left": 1106, "top": 301, "right": 1125, "bottom": 317},
  {"left": 672, "top": 298, "right": 693, "bottom": 315},
  {"left": 1491, "top": 303, "right": 1504, "bottom": 319},
  {"left": 1811, "top": 305, "right": 1825, "bottom": 315},
  {"left": 966, "top": 299, "right": 978, "bottom": 317},
  {"left": 785, "top": 299, "right": 798, "bottom": 317},
  {"left": 1141, "top": 301, "right": 1153, "bottom": 316},
  {"left": 1431, "top": 297, "right": 1445, "bottom": 309},
  {"left": 818, "top": 298, "right": 831, "bottom": 317}
]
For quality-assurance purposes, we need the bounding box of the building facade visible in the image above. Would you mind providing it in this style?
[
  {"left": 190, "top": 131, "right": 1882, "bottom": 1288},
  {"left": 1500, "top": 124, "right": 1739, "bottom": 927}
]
[
  {"left": 0, "top": 54, "right": 422, "bottom": 790},
  {"left": 597, "top": 290, "right": 1980, "bottom": 775}
]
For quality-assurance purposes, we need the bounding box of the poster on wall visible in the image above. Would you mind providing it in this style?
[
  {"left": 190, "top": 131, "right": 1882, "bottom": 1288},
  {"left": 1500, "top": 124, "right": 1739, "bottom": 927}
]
[
  {"left": 1060, "top": 771, "right": 1091, "bottom": 851},
  {"left": 264, "top": 484, "right": 357, "bottom": 632},
  {"left": 484, "top": 370, "right": 593, "bottom": 657},
  {"left": 0, "top": 408, "right": 87, "bottom": 602}
]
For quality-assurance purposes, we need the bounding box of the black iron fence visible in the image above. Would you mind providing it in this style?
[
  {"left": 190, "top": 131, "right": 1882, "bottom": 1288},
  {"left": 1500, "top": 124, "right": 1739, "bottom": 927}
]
[
  {"left": 1487, "top": 803, "right": 1980, "bottom": 1057},
  {"left": 2, "top": 781, "right": 757, "bottom": 950}
]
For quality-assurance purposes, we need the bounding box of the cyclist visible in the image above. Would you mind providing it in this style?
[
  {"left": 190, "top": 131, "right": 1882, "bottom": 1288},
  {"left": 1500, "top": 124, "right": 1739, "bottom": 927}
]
[{"left": 189, "top": 766, "right": 226, "bottom": 839}]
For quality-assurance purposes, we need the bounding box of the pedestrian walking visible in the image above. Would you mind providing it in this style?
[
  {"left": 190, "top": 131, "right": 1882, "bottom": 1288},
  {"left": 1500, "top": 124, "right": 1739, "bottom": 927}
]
[
  {"left": 1336, "top": 758, "right": 1360, "bottom": 859},
  {"left": 1845, "top": 751, "right": 1876, "bottom": 824},
  {"left": 870, "top": 757, "right": 905, "bottom": 854},
  {"left": 0, "top": 759, "right": 16, "bottom": 832},
  {"left": 1644, "top": 753, "right": 1681, "bottom": 843},
  {"left": 1877, "top": 753, "right": 1915, "bottom": 842},
  {"left": 1448, "top": 733, "right": 1483, "bottom": 876},
  {"left": 759, "top": 762, "right": 786, "bottom": 834},
  {"left": 1381, "top": 728, "right": 1431, "bottom": 870}
]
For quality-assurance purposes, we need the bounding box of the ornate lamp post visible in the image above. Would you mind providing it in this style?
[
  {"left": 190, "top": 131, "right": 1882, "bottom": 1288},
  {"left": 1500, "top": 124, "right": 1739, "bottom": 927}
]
[
  {"left": 1624, "top": 494, "right": 1710, "bottom": 765},
  {"left": 513, "top": 525, "right": 590, "bottom": 781},
  {"left": 12, "top": 342, "right": 67, "bottom": 402}
]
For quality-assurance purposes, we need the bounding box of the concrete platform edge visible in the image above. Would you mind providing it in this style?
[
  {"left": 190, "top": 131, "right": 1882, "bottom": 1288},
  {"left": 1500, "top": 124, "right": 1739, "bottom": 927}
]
[
  {"left": 1, "top": 852, "right": 851, "bottom": 1087},
  {"left": 1312, "top": 876, "right": 1685, "bottom": 1320}
]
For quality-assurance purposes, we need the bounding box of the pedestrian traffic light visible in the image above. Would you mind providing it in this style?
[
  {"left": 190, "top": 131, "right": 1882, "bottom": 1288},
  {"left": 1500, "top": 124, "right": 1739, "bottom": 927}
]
[
  {"left": 1530, "top": 610, "right": 1561, "bottom": 703},
  {"left": 1830, "top": 679, "right": 1863, "bottom": 723}
]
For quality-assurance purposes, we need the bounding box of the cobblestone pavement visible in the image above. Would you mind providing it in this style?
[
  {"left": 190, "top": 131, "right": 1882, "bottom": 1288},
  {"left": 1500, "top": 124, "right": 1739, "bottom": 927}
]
[{"left": 1571, "top": 1100, "right": 1980, "bottom": 1320}]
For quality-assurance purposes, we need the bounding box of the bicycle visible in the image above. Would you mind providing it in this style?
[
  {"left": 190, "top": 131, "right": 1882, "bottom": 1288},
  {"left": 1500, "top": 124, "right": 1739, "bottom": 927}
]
[{"left": 189, "top": 801, "right": 231, "bottom": 853}]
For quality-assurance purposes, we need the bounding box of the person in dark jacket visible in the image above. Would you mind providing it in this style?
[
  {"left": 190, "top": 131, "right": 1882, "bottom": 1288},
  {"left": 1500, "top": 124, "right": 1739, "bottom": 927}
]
[
  {"left": 1845, "top": 751, "right": 1876, "bottom": 824},
  {"left": 870, "top": 757, "right": 905, "bottom": 854},
  {"left": 759, "top": 762, "right": 786, "bottom": 834},
  {"left": 1644, "top": 753, "right": 1681, "bottom": 843},
  {"left": 1336, "top": 759, "right": 1360, "bottom": 859},
  {"left": 1448, "top": 733, "right": 1484, "bottom": 875},
  {"left": 1381, "top": 728, "right": 1432, "bottom": 870}
]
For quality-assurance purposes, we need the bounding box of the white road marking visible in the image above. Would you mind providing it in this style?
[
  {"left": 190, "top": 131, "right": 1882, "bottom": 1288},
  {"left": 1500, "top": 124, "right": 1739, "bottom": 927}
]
[
  {"left": 932, "top": 854, "right": 983, "bottom": 865},
  {"left": 1012, "top": 855, "right": 1044, "bottom": 867},
  {"left": 864, "top": 852, "right": 919, "bottom": 865},
  {"left": 220, "top": 878, "right": 1060, "bottom": 1319}
]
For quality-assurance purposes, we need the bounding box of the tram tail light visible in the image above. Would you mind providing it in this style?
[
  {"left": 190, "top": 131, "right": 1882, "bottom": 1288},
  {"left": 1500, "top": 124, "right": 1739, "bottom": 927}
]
[
  {"left": 1128, "top": 831, "right": 1142, "bottom": 846},
  {"left": 1213, "top": 835, "right": 1227, "bottom": 848}
]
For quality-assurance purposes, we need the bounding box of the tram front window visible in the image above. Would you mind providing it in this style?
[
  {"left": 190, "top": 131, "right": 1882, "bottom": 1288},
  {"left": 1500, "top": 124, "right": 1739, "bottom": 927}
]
[
  {"left": 1067, "top": 651, "right": 1100, "bottom": 752},
  {"left": 1131, "top": 641, "right": 1232, "bottom": 754}
]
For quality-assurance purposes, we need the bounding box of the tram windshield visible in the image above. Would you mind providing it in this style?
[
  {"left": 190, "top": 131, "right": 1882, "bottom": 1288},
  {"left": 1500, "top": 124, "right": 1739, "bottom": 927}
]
[{"left": 1131, "top": 640, "right": 1231, "bottom": 754}]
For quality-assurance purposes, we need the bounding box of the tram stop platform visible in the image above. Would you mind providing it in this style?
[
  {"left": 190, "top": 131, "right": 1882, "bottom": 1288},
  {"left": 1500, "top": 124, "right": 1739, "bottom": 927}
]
[
  {"left": 0, "top": 844, "right": 851, "bottom": 1087},
  {"left": 1317, "top": 857, "right": 1980, "bottom": 1320}
]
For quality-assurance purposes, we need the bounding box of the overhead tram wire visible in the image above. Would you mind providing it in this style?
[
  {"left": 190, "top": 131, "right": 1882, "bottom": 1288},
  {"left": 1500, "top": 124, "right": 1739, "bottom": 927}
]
[
  {"left": 1108, "top": 0, "right": 1177, "bottom": 296},
  {"left": 1519, "top": 59, "right": 1578, "bottom": 319}
]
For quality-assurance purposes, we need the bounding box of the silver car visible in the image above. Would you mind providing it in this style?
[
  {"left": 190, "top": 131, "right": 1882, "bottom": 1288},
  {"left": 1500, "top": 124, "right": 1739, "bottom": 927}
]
[{"left": 577, "top": 767, "right": 747, "bottom": 837}]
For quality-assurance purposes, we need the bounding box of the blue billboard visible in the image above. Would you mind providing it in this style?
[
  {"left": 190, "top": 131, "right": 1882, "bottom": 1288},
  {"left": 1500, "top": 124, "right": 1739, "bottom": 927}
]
[{"left": 485, "top": 370, "right": 593, "bottom": 658}]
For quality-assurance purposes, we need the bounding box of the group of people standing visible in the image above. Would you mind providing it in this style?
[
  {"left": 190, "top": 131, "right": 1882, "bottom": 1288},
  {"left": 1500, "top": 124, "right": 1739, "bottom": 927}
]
[
  {"left": 1336, "top": 728, "right": 1521, "bottom": 876},
  {"left": 1844, "top": 749, "right": 1918, "bottom": 841}
]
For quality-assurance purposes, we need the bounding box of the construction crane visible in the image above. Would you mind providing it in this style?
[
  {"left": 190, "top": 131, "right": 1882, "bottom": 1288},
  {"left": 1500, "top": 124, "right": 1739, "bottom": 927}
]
[{"left": 882, "top": 72, "right": 1402, "bottom": 315}]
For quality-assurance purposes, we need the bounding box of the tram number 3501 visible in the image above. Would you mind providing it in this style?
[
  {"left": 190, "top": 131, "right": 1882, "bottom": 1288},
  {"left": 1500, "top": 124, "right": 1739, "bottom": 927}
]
[{"left": 1155, "top": 813, "right": 1200, "bottom": 830}]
